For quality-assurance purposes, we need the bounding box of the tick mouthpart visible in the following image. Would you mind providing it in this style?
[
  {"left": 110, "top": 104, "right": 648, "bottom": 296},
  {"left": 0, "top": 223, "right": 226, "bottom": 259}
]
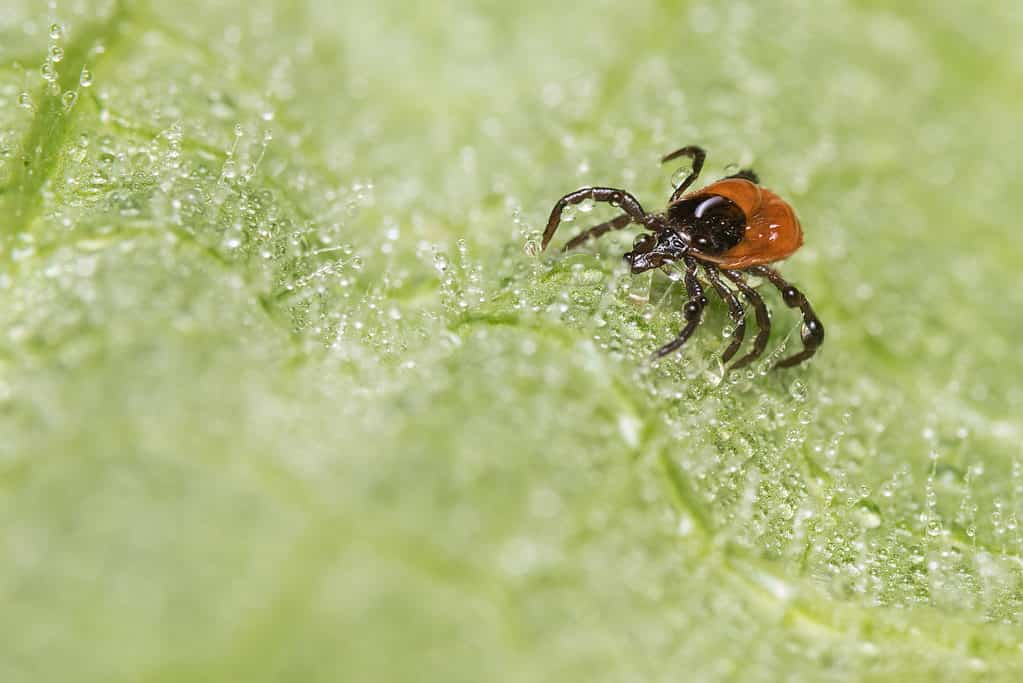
[{"left": 624, "top": 251, "right": 665, "bottom": 274}]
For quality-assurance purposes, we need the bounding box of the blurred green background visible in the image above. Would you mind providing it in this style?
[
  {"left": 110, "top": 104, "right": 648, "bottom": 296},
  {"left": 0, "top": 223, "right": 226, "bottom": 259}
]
[{"left": 2, "top": 0, "right": 1023, "bottom": 680}]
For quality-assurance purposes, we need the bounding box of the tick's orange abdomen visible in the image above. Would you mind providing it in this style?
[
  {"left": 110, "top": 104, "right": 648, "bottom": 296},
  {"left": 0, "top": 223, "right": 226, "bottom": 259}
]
[{"left": 683, "top": 178, "right": 803, "bottom": 269}]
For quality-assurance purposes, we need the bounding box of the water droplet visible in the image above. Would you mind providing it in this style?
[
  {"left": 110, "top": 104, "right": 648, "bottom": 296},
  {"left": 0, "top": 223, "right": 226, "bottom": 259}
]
[
  {"left": 617, "top": 414, "right": 641, "bottom": 448},
  {"left": 926, "top": 519, "right": 943, "bottom": 537},
  {"left": 233, "top": 123, "right": 244, "bottom": 137},
  {"left": 670, "top": 167, "right": 693, "bottom": 189},
  {"left": 262, "top": 129, "right": 273, "bottom": 143},
  {"left": 433, "top": 253, "right": 449, "bottom": 273},
  {"left": 855, "top": 500, "right": 882, "bottom": 529},
  {"left": 724, "top": 163, "right": 740, "bottom": 175},
  {"left": 561, "top": 204, "right": 576, "bottom": 222},
  {"left": 79, "top": 66, "right": 93, "bottom": 87},
  {"left": 578, "top": 198, "right": 595, "bottom": 213},
  {"left": 788, "top": 379, "right": 808, "bottom": 402},
  {"left": 49, "top": 23, "right": 63, "bottom": 40},
  {"left": 221, "top": 159, "right": 237, "bottom": 179},
  {"left": 523, "top": 239, "right": 540, "bottom": 257},
  {"left": 17, "top": 92, "right": 33, "bottom": 110},
  {"left": 61, "top": 90, "right": 78, "bottom": 112},
  {"left": 41, "top": 61, "right": 57, "bottom": 82},
  {"left": 350, "top": 256, "right": 364, "bottom": 271},
  {"left": 68, "top": 134, "right": 89, "bottom": 163},
  {"left": 49, "top": 45, "right": 64, "bottom": 62}
]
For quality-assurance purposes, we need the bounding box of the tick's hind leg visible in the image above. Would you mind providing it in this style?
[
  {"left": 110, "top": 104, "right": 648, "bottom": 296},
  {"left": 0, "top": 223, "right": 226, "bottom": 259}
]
[
  {"left": 662, "top": 145, "right": 706, "bottom": 202},
  {"left": 750, "top": 266, "right": 824, "bottom": 368},
  {"left": 542, "top": 187, "right": 648, "bottom": 251},
  {"left": 702, "top": 265, "right": 746, "bottom": 363},
  {"left": 652, "top": 257, "right": 707, "bottom": 360},
  {"left": 721, "top": 269, "right": 771, "bottom": 370}
]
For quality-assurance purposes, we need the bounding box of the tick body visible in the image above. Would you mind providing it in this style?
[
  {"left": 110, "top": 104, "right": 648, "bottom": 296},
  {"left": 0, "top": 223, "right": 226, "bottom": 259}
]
[{"left": 541, "top": 145, "right": 824, "bottom": 370}]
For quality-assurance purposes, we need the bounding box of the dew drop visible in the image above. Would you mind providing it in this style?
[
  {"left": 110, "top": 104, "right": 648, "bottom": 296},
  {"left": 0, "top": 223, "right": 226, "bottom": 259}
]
[
  {"left": 49, "top": 45, "right": 64, "bottom": 62},
  {"left": 855, "top": 501, "right": 882, "bottom": 529},
  {"left": 79, "top": 66, "right": 93, "bottom": 87},
  {"left": 49, "top": 23, "right": 63, "bottom": 40},
  {"left": 17, "top": 92, "right": 34, "bottom": 110},
  {"left": 523, "top": 239, "right": 540, "bottom": 257},
  {"left": 221, "top": 159, "right": 237, "bottom": 179},
  {"left": 233, "top": 123, "right": 244, "bottom": 138},
  {"left": 61, "top": 90, "right": 78, "bottom": 112},
  {"left": 578, "top": 198, "right": 595, "bottom": 213},
  {"left": 670, "top": 167, "right": 693, "bottom": 189},
  {"left": 617, "top": 414, "right": 641, "bottom": 448},
  {"left": 68, "top": 133, "right": 89, "bottom": 162},
  {"left": 433, "top": 253, "right": 449, "bottom": 273},
  {"left": 41, "top": 61, "right": 57, "bottom": 82},
  {"left": 561, "top": 204, "right": 577, "bottom": 222},
  {"left": 926, "top": 519, "right": 943, "bottom": 537}
]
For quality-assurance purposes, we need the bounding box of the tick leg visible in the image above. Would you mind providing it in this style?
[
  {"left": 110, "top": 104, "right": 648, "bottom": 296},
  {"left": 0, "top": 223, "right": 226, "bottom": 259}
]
[
  {"left": 750, "top": 266, "right": 825, "bottom": 368},
  {"left": 702, "top": 264, "right": 746, "bottom": 363},
  {"left": 721, "top": 269, "right": 771, "bottom": 370},
  {"left": 661, "top": 145, "right": 706, "bottom": 202},
  {"left": 652, "top": 257, "right": 707, "bottom": 360},
  {"left": 542, "top": 187, "right": 648, "bottom": 251},
  {"left": 562, "top": 212, "right": 634, "bottom": 252},
  {"left": 724, "top": 168, "right": 760, "bottom": 184}
]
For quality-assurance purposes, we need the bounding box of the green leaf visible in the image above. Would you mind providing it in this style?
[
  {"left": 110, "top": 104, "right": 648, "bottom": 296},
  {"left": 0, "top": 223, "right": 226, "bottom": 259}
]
[{"left": 3, "top": 1, "right": 1023, "bottom": 681}]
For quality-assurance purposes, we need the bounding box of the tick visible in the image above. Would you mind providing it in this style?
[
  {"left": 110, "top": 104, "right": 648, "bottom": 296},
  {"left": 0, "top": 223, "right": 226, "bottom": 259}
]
[{"left": 541, "top": 145, "right": 823, "bottom": 370}]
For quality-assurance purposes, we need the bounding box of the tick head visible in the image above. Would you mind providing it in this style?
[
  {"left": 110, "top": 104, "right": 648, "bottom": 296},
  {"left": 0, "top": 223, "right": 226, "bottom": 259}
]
[{"left": 623, "top": 230, "right": 689, "bottom": 274}]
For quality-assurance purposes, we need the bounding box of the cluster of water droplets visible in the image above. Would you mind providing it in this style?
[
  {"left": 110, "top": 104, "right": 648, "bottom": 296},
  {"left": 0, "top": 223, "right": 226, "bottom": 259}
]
[
  {"left": 508, "top": 214, "right": 1023, "bottom": 623},
  {"left": 17, "top": 20, "right": 95, "bottom": 115}
]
